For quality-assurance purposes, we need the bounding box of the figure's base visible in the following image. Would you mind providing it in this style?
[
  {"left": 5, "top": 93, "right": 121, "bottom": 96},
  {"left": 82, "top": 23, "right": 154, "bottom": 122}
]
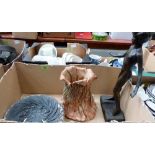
[{"left": 100, "top": 96, "right": 125, "bottom": 122}]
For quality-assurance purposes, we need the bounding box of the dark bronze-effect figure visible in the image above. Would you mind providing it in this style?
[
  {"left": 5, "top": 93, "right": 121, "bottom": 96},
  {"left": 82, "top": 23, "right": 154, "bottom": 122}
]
[{"left": 112, "top": 32, "right": 152, "bottom": 115}]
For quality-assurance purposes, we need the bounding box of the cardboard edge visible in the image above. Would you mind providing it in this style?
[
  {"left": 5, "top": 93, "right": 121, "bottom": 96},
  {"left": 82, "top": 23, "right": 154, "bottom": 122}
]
[
  {"left": 143, "top": 47, "right": 155, "bottom": 72},
  {"left": 0, "top": 64, "right": 4, "bottom": 79},
  {"left": 120, "top": 81, "right": 155, "bottom": 122},
  {"left": 0, "top": 63, "right": 17, "bottom": 83},
  {"left": 143, "top": 47, "right": 149, "bottom": 67},
  {"left": 0, "top": 63, "right": 22, "bottom": 117}
]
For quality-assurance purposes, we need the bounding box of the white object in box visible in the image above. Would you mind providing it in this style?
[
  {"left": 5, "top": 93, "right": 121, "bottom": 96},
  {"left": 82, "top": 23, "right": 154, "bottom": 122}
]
[
  {"left": 38, "top": 44, "right": 57, "bottom": 57},
  {"left": 62, "top": 53, "right": 82, "bottom": 63}
]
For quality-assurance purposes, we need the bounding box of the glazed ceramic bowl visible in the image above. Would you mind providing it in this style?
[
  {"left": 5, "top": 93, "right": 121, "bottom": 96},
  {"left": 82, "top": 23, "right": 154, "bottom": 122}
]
[{"left": 4, "top": 95, "right": 64, "bottom": 123}]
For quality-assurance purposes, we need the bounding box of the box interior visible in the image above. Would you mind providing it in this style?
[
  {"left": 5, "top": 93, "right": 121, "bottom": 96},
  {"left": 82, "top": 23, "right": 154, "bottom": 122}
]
[
  {"left": 0, "top": 62, "right": 121, "bottom": 122},
  {"left": 28, "top": 42, "right": 87, "bottom": 59},
  {"left": 0, "top": 62, "right": 154, "bottom": 122}
]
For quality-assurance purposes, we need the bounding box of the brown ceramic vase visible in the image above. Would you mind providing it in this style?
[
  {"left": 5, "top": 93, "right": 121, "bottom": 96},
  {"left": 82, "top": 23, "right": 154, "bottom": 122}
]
[{"left": 60, "top": 66, "right": 97, "bottom": 122}]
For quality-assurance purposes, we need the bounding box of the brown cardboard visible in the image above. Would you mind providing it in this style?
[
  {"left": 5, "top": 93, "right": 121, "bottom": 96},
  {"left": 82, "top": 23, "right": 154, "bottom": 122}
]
[
  {"left": 28, "top": 42, "right": 87, "bottom": 58},
  {"left": 42, "top": 32, "right": 75, "bottom": 39},
  {"left": 0, "top": 64, "right": 21, "bottom": 117},
  {"left": 12, "top": 32, "right": 38, "bottom": 39},
  {"left": 0, "top": 39, "right": 26, "bottom": 70},
  {"left": 15, "top": 63, "right": 120, "bottom": 95},
  {"left": 0, "top": 62, "right": 154, "bottom": 122},
  {"left": 143, "top": 47, "right": 155, "bottom": 72},
  {"left": 67, "top": 43, "right": 87, "bottom": 58},
  {"left": 0, "top": 64, "right": 4, "bottom": 79},
  {"left": 120, "top": 82, "right": 155, "bottom": 122},
  {"left": 0, "top": 62, "right": 121, "bottom": 122}
]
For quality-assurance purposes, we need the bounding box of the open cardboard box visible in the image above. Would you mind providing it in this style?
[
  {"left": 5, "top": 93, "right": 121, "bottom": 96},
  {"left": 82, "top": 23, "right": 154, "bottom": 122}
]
[
  {"left": 143, "top": 47, "right": 155, "bottom": 73},
  {"left": 0, "top": 39, "right": 26, "bottom": 71},
  {"left": 0, "top": 62, "right": 154, "bottom": 123},
  {"left": 27, "top": 42, "right": 87, "bottom": 59}
]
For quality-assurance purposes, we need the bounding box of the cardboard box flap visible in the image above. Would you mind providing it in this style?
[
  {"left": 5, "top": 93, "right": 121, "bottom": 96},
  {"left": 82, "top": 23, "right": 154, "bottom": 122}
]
[
  {"left": 15, "top": 62, "right": 121, "bottom": 95},
  {"left": 16, "top": 63, "right": 65, "bottom": 94},
  {"left": 143, "top": 47, "right": 155, "bottom": 72},
  {"left": 143, "top": 47, "right": 149, "bottom": 67},
  {"left": 0, "top": 64, "right": 21, "bottom": 117},
  {"left": 120, "top": 82, "right": 155, "bottom": 122},
  {"left": 0, "top": 64, "right": 4, "bottom": 79}
]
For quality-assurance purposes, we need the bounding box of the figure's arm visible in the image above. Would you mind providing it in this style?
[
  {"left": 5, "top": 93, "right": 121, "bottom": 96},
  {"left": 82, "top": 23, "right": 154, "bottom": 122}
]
[{"left": 130, "top": 48, "right": 143, "bottom": 98}]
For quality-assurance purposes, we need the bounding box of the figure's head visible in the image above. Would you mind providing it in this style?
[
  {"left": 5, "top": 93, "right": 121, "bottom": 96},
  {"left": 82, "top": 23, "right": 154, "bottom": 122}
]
[{"left": 132, "top": 32, "right": 151, "bottom": 48}]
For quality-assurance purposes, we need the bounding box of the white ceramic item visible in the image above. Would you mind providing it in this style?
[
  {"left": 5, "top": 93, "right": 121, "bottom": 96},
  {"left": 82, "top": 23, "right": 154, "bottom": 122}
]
[
  {"left": 38, "top": 44, "right": 57, "bottom": 57},
  {"left": 62, "top": 53, "right": 82, "bottom": 63}
]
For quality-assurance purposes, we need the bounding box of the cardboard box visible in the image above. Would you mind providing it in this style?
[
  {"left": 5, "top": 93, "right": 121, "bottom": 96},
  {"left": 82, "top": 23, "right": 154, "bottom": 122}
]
[
  {"left": 42, "top": 32, "right": 75, "bottom": 39},
  {"left": 0, "top": 62, "right": 154, "bottom": 122},
  {"left": 0, "top": 62, "right": 120, "bottom": 122},
  {"left": 143, "top": 47, "right": 155, "bottom": 72},
  {"left": 28, "top": 42, "right": 87, "bottom": 59},
  {"left": 120, "top": 81, "right": 155, "bottom": 122},
  {"left": 12, "top": 32, "right": 38, "bottom": 39},
  {"left": 0, "top": 39, "right": 26, "bottom": 70}
]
